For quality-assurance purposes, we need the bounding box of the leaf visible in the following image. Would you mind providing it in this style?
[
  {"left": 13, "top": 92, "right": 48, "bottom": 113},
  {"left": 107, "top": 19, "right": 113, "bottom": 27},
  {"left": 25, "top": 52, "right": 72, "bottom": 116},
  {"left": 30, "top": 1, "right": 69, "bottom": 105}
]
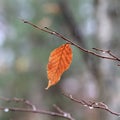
[{"left": 46, "top": 43, "right": 72, "bottom": 89}]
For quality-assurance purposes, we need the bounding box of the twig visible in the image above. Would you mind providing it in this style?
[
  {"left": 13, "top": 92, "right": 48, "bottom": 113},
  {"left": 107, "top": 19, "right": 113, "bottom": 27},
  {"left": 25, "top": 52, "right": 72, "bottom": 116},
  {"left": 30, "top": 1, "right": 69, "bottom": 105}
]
[
  {"left": 93, "top": 48, "right": 120, "bottom": 61},
  {"left": 0, "top": 97, "right": 75, "bottom": 120},
  {"left": 53, "top": 104, "right": 65, "bottom": 114},
  {"left": 63, "top": 92, "right": 120, "bottom": 117},
  {"left": 0, "top": 107, "right": 69, "bottom": 119},
  {"left": 21, "top": 19, "right": 120, "bottom": 64},
  {"left": 53, "top": 104, "right": 75, "bottom": 120},
  {"left": 0, "top": 97, "right": 36, "bottom": 110},
  {"left": 0, "top": 107, "right": 75, "bottom": 120}
]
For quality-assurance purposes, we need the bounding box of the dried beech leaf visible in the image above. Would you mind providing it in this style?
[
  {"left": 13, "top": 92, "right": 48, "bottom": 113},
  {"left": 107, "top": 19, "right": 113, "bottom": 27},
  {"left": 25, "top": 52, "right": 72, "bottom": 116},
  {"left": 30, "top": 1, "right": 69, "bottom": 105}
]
[{"left": 46, "top": 43, "right": 72, "bottom": 89}]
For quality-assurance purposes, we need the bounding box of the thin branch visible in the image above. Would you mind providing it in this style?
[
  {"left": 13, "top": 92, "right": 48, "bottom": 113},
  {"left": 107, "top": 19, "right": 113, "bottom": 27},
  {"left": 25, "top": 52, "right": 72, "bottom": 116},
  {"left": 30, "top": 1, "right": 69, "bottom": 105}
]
[
  {"left": 0, "top": 97, "right": 75, "bottom": 120},
  {"left": 63, "top": 92, "right": 120, "bottom": 117},
  {"left": 93, "top": 48, "right": 120, "bottom": 61},
  {"left": 0, "top": 107, "right": 75, "bottom": 120},
  {"left": 53, "top": 104, "right": 65, "bottom": 114},
  {"left": 21, "top": 19, "right": 120, "bottom": 63},
  {"left": 53, "top": 104, "right": 75, "bottom": 120},
  {"left": 0, "top": 107, "right": 67, "bottom": 118},
  {"left": 0, "top": 97, "right": 36, "bottom": 110}
]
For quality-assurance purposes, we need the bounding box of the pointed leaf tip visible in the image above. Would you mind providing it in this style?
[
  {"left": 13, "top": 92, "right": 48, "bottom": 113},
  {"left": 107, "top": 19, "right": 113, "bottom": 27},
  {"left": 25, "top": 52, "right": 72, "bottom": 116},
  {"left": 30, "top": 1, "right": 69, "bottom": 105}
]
[{"left": 45, "top": 80, "right": 52, "bottom": 90}]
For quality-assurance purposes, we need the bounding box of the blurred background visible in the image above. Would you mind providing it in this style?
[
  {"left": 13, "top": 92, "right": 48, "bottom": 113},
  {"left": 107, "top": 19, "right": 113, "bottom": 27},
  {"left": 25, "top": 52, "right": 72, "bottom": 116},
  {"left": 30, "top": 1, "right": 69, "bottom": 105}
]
[{"left": 0, "top": 0, "right": 120, "bottom": 120}]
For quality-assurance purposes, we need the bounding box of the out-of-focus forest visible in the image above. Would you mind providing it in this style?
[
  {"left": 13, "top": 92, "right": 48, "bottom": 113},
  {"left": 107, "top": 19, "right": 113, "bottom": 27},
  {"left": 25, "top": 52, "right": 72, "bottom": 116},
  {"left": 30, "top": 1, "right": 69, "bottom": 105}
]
[{"left": 0, "top": 0, "right": 120, "bottom": 120}]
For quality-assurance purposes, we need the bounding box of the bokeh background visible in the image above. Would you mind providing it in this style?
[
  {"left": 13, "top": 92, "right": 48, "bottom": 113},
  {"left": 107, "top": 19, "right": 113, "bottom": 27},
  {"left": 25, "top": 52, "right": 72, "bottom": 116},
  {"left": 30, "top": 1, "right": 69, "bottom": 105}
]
[{"left": 0, "top": 0, "right": 120, "bottom": 120}]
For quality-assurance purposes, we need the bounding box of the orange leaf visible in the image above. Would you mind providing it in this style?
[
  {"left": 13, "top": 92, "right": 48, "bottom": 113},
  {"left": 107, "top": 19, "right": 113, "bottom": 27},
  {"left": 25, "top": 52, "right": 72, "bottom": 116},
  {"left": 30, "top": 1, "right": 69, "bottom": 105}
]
[{"left": 46, "top": 43, "right": 72, "bottom": 89}]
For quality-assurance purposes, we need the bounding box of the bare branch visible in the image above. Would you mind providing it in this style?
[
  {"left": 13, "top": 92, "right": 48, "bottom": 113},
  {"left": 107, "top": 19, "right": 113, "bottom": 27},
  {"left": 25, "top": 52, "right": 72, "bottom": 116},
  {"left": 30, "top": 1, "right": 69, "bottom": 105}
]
[
  {"left": 62, "top": 92, "right": 120, "bottom": 117},
  {"left": 53, "top": 104, "right": 75, "bottom": 120},
  {"left": 53, "top": 104, "right": 65, "bottom": 114},
  {"left": 93, "top": 48, "right": 120, "bottom": 61},
  {"left": 0, "top": 97, "right": 36, "bottom": 110},
  {"left": 21, "top": 19, "right": 120, "bottom": 64},
  {"left": 0, "top": 97, "right": 75, "bottom": 120}
]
